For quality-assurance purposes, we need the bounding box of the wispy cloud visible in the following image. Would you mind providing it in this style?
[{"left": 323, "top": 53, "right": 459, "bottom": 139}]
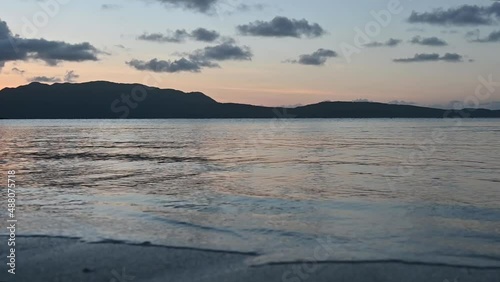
[
  {"left": 408, "top": 2, "right": 500, "bottom": 26},
  {"left": 11, "top": 67, "right": 25, "bottom": 75},
  {"left": 394, "top": 53, "right": 463, "bottom": 63},
  {"left": 64, "top": 70, "right": 80, "bottom": 82},
  {"left": 364, "top": 38, "right": 402, "bottom": 48},
  {"left": 144, "top": 0, "right": 220, "bottom": 13},
  {"left": 101, "top": 4, "right": 122, "bottom": 10},
  {"left": 470, "top": 30, "right": 500, "bottom": 42},
  {"left": 410, "top": 36, "right": 448, "bottom": 46},
  {"left": 137, "top": 28, "right": 221, "bottom": 43},
  {"left": 28, "top": 76, "right": 62, "bottom": 83},
  {"left": 284, "top": 49, "right": 337, "bottom": 66},
  {"left": 127, "top": 42, "right": 252, "bottom": 73}
]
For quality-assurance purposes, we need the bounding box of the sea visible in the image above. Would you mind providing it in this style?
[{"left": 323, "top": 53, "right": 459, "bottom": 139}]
[{"left": 0, "top": 119, "right": 499, "bottom": 267}]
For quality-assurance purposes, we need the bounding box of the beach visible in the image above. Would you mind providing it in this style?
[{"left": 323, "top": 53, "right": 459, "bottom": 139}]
[
  {"left": 1, "top": 119, "right": 500, "bottom": 281},
  {"left": 2, "top": 0, "right": 500, "bottom": 279},
  {"left": 1, "top": 236, "right": 499, "bottom": 282}
]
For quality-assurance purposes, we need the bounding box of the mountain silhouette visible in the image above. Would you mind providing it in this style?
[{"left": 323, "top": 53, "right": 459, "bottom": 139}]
[{"left": 1, "top": 81, "right": 499, "bottom": 119}]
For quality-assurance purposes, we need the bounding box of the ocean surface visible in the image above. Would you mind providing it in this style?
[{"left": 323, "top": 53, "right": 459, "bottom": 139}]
[{"left": 0, "top": 119, "right": 499, "bottom": 267}]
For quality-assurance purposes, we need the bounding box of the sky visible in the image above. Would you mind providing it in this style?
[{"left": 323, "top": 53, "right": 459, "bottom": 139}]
[{"left": 0, "top": 0, "right": 499, "bottom": 107}]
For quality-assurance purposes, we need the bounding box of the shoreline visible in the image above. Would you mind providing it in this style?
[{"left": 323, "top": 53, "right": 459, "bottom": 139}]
[{"left": 1, "top": 236, "right": 499, "bottom": 282}]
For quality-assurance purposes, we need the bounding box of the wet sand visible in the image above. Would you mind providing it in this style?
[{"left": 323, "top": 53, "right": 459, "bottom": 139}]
[{"left": 1, "top": 236, "right": 499, "bottom": 282}]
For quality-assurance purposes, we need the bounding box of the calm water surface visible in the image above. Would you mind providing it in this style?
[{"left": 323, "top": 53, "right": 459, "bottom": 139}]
[{"left": 0, "top": 119, "right": 499, "bottom": 267}]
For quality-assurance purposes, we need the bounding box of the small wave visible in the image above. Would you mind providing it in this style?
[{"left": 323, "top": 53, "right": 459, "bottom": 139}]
[{"left": 30, "top": 151, "right": 212, "bottom": 163}]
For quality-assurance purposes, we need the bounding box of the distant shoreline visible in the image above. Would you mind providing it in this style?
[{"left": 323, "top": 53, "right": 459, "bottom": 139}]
[{"left": 1, "top": 81, "right": 500, "bottom": 119}]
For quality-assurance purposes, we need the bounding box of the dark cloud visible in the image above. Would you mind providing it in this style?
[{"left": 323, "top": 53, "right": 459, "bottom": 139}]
[
  {"left": 26, "top": 70, "right": 80, "bottom": 83},
  {"left": 364, "top": 38, "right": 402, "bottom": 48},
  {"left": 101, "top": 4, "right": 122, "bottom": 10},
  {"left": 127, "top": 58, "right": 204, "bottom": 73},
  {"left": 436, "top": 53, "right": 463, "bottom": 62},
  {"left": 285, "top": 49, "right": 337, "bottom": 66},
  {"left": 127, "top": 42, "right": 251, "bottom": 73},
  {"left": 138, "top": 28, "right": 220, "bottom": 43},
  {"left": 28, "top": 76, "right": 62, "bottom": 83},
  {"left": 408, "top": 3, "right": 500, "bottom": 26},
  {"left": 189, "top": 42, "right": 252, "bottom": 61},
  {"left": 394, "top": 53, "right": 463, "bottom": 63},
  {"left": 145, "top": 0, "right": 267, "bottom": 15},
  {"left": 15, "top": 39, "right": 100, "bottom": 65},
  {"left": 237, "top": 16, "right": 326, "bottom": 38},
  {"left": 64, "top": 70, "right": 80, "bottom": 82},
  {"left": 410, "top": 36, "right": 448, "bottom": 46},
  {"left": 138, "top": 30, "right": 189, "bottom": 43},
  {"left": 0, "top": 20, "right": 9, "bottom": 39},
  {"left": 0, "top": 19, "right": 100, "bottom": 66},
  {"left": 148, "top": 0, "right": 219, "bottom": 13},
  {"left": 190, "top": 28, "right": 220, "bottom": 42},
  {"left": 472, "top": 30, "right": 500, "bottom": 42}
]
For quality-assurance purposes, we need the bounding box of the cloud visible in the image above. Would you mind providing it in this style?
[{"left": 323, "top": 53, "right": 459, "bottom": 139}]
[
  {"left": 472, "top": 30, "right": 500, "bottom": 42},
  {"left": 389, "top": 100, "right": 417, "bottom": 106},
  {"left": 465, "top": 29, "right": 480, "bottom": 40},
  {"left": 408, "top": 3, "right": 500, "bottom": 26},
  {"left": 234, "top": 3, "right": 265, "bottom": 13},
  {"left": 0, "top": 19, "right": 101, "bottom": 66},
  {"left": 126, "top": 58, "right": 206, "bottom": 73},
  {"left": 64, "top": 70, "right": 80, "bottom": 82},
  {"left": 11, "top": 67, "right": 25, "bottom": 75},
  {"left": 138, "top": 30, "right": 189, "bottom": 43},
  {"left": 147, "top": 0, "right": 219, "bottom": 13},
  {"left": 189, "top": 42, "right": 252, "bottom": 61},
  {"left": 364, "top": 38, "right": 402, "bottom": 47},
  {"left": 114, "top": 44, "right": 131, "bottom": 51},
  {"left": 237, "top": 16, "right": 326, "bottom": 38},
  {"left": 393, "top": 53, "right": 463, "bottom": 63},
  {"left": 285, "top": 49, "right": 337, "bottom": 66},
  {"left": 138, "top": 28, "right": 221, "bottom": 43},
  {"left": 26, "top": 70, "right": 80, "bottom": 83},
  {"left": 190, "top": 28, "right": 220, "bottom": 42},
  {"left": 127, "top": 42, "right": 251, "bottom": 73},
  {"left": 101, "top": 4, "right": 122, "bottom": 10},
  {"left": 410, "top": 36, "right": 448, "bottom": 46},
  {"left": 0, "top": 20, "right": 9, "bottom": 39},
  {"left": 407, "top": 27, "right": 425, "bottom": 33},
  {"left": 28, "top": 76, "right": 62, "bottom": 83}
]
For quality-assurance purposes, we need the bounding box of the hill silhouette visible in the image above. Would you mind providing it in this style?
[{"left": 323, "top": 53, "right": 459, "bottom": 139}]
[{"left": 1, "top": 81, "right": 499, "bottom": 119}]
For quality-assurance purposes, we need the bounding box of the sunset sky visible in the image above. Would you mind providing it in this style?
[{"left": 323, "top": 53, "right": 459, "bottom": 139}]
[{"left": 1, "top": 0, "right": 499, "bottom": 107}]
